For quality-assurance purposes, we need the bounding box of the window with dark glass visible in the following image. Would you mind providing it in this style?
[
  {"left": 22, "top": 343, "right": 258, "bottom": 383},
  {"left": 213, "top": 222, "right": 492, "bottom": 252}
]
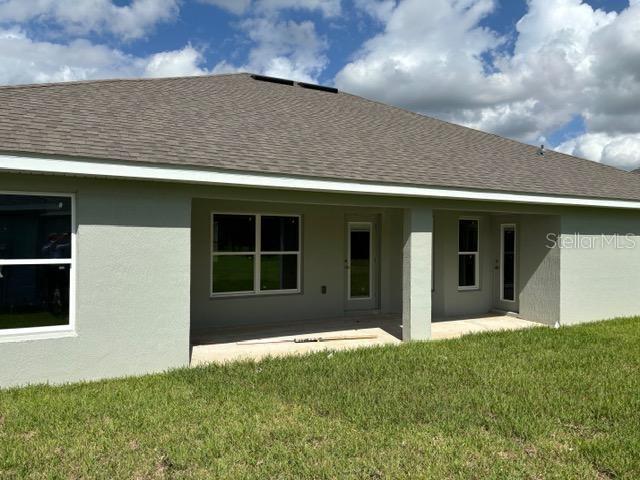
[
  {"left": 211, "top": 214, "right": 300, "bottom": 295},
  {"left": 0, "top": 194, "right": 72, "bottom": 331},
  {"left": 349, "top": 228, "right": 371, "bottom": 298},
  {"left": 458, "top": 219, "right": 479, "bottom": 289},
  {"left": 502, "top": 226, "right": 516, "bottom": 301}
]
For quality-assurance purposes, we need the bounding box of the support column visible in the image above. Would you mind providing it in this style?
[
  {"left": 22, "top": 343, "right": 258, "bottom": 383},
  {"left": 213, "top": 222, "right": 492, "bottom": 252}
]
[{"left": 402, "top": 206, "right": 433, "bottom": 341}]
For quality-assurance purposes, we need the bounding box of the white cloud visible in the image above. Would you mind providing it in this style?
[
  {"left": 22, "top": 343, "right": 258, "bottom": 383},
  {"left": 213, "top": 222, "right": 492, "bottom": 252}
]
[
  {"left": 255, "top": 0, "right": 341, "bottom": 17},
  {"left": 1, "top": 0, "right": 639, "bottom": 170},
  {"left": 199, "top": 0, "right": 341, "bottom": 17},
  {"left": 0, "top": 28, "right": 208, "bottom": 85},
  {"left": 336, "top": 0, "right": 509, "bottom": 118},
  {"left": 336, "top": 0, "right": 640, "bottom": 169},
  {"left": 557, "top": 133, "right": 640, "bottom": 171},
  {"left": 198, "top": 0, "right": 252, "bottom": 15},
  {"left": 353, "top": 0, "right": 396, "bottom": 22},
  {"left": 0, "top": 0, "right": 178, "bottom": 40},
  {"left": 201, "top": 0, "right": 336, "bottom": 84},
  {"left": 213, "top": 18, "right": 327, "bottom": 82},
  {"left": 0, "top": 27, "right": 139, "bottom": 84},
  {"left": 145, "top": 46, "right": 208, "bottom": 78}
]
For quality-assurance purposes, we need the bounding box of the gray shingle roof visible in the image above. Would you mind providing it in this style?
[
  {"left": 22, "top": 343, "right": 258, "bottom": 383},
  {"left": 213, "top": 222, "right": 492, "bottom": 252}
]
[{"left": 1, "top": 72, "right": 640, "bottom": 201}]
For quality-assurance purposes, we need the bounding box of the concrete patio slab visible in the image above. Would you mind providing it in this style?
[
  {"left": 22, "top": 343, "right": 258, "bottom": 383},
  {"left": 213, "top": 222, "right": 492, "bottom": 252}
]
[
  {"left": 190, "top": 313, "right": 542, "bottom": 366},
  {"left": 191, "top": 315, "right": 401, "bottom": 366},
  {"left": 431, "top": 314, "right": 540, "bottom": 340}
]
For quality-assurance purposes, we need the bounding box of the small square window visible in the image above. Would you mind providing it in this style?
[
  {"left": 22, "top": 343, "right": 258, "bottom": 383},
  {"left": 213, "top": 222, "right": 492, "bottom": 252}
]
[
  {"left": 0, "top": 195, "right": 71, "bottom": 260},
  {"left": 260, "top": 254, "right": 298, "bottom": 291},
  {"left": 261, "top": 216, "right": 299, "bottom": 252},
  {"left": 211, "top": 255, "right": 254, "bottom": 293},
  {"left": 212, "top": 214, "right": 255, "bottom": 252},
  {"left": 0, "top": 264, "right": 70, "bottom": 330},
  {"left": 458, "top": 254, "right": 476, "bottom": 288},
  {"left": 458, "top": 219, "right": 478, "bottom": 252}
]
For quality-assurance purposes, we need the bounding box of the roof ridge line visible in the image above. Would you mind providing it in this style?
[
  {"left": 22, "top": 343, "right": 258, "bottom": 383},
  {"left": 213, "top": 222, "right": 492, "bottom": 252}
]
[
  {"left": 337, "top": 90, "right": 630, "bottom": 174},
  {"left": 0, "top": 71, "right": 252, "bottom": 91}
]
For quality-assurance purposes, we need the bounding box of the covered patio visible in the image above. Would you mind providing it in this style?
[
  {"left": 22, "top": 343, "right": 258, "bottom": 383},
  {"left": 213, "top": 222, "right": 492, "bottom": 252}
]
[
  {"left": 191, "top": 313, "right": 541, "bottom": 365},
  {"left": 188, "top": 190, "right": 562, "bottom": 366}
]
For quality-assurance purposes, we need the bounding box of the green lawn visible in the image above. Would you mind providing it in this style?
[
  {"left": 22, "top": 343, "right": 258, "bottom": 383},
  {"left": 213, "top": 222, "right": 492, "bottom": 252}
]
[{"left": 1, "top": 318, "right": 639, "bottom": 479}]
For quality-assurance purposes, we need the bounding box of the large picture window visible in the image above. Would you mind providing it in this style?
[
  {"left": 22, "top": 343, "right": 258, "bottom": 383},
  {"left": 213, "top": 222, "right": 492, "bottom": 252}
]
[
  {"left": 458, "top": 218, "right": 479, "bottom": 290},
  {"left": 211, "top": 213, "right": 301, "bottom": 296},
  {"left": 0, "top": 193, "right": 73, "bottom": 332}
]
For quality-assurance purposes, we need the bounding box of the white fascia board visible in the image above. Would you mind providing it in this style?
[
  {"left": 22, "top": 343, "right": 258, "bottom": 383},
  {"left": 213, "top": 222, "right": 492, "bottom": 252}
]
[{"left": 2, "top": 153, "right": 640, "bottom": 210}]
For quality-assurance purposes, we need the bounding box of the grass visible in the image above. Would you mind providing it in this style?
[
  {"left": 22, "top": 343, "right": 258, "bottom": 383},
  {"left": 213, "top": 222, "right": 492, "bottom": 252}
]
[{"left": 1, "top": 318, "right": 639, "bottom": 479}]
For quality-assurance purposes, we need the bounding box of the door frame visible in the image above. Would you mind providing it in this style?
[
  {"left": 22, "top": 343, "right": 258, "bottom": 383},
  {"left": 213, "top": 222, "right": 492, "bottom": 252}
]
[
  {"left": 347, "top": 221, "right": 373, "bottom": 301},
  {"left": 499, "top": 223, "right": 517, "bottom": 303},
  {"left": 345, "top": 217, "right": 379, "bottom": 312}
]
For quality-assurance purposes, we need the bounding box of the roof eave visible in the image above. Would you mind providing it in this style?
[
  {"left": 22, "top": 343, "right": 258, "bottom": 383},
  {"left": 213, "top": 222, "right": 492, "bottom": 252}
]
[{"left": 2, "top": 153, "right": 640, "bottom": 210}]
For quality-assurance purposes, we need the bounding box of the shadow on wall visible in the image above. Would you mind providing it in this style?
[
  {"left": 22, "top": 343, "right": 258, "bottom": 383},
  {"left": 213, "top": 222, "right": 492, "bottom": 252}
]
[
  {"left": 518, "top": 214, "right": 561, "bottom": 326},
  {"left": 75, "top": 179, "right": 192, "bottom": 229}
]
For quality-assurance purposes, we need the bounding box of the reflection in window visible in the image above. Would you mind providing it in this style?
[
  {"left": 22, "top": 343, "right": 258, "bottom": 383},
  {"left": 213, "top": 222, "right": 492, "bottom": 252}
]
[
  {"left": 0, "top": 195, "right": 71, "bottom": 260},
  {"left": 0, "top": 193, "right": 73, "bottom": 331},
  {"left": 458, "top": 219, "right": 478, "bottom": 253},
  {"left": 502, "top": 227, "right": 516, "bottom": 301},
  {"left": 211, "top": 213, "right": 301, "bottom": 295},
  {"left": 349, "top": 229, "right": 371, "bottom": 298},
  {"left": 212, "top": 214, "right": 255, "bottom": 252},
  {"left": 458, "top": 254, "right": 476, "bottom": 288},
  {"left": 211, "top": 255, "right": 254, "bottom": 293},
  {"left": 260, "top": 254, "right": 298, "bottom": 291},
  {"left": 261, "top": 216, "right": 299, "bottom": 252},
  {"left": 0, "top": 264, "right": 70, "bottom": 330}
]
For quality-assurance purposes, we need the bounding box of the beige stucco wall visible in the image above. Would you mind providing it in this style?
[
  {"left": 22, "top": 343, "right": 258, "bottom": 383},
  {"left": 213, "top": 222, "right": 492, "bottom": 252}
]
[
  {"left": 1, "top": 168, "right": 638, "bottom": 387},
  {"left": 190, "top": 198, "right": 404, "bottom": 336},
  {"left": 0, "top": 172, "right": 192, "bottom": 388},
  {"left": 432, "top": 211, "right": 494, "bottom": 318},
  {"left": 560, "top": 208, "right": 640, "bottom": 325},
  {"left": 519, "top": 214, "right": 561, "bottom": 326},
  {"left": 403, "top": 207, "right": 433, "bottom": 340},
  {"left": 432, "top": 210, "right": 561, "bottom": 323}
]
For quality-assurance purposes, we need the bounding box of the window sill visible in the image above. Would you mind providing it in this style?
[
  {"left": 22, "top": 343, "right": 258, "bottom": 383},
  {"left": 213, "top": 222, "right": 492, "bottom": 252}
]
[
  {"left": 0, "top": 326, "right": 77, "bottom": 344},
  {"left": 210, "top": 289, "right": 302, "bottom": 299},
  {"left": 457, "top": 286, "right": 480, "bottom": 292}
]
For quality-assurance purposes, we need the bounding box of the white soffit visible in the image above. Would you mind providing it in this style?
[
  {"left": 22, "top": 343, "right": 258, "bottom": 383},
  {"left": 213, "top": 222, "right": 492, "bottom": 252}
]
[{"left": 2, "top": 154, "right": 640, "bottom": 210}]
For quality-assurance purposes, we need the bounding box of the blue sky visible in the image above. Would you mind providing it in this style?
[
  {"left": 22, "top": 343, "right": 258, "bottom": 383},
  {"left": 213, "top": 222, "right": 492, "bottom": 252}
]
[{"left": 0, "top": 0, "right": 639, "bottom": 169}]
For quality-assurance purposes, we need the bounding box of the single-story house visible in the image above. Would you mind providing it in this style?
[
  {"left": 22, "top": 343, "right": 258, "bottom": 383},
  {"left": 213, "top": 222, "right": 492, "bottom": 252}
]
[{"left": 0, "top": 73, "right": 639, "bottom": 387}]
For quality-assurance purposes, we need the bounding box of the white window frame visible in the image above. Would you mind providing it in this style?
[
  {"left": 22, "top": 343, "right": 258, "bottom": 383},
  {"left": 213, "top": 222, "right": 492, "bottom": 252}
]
[
  {"left": 0, "top": 191, "right": 76, "bottom": 341},
  {"left": 457, "top": 217, "right": 480, "bottom": 291},
  {"left": 210, "top": 212, "right": 302, "bottom": 297},
  {"left": 500, "top": 223, "right": 517, "bottom": 303}
]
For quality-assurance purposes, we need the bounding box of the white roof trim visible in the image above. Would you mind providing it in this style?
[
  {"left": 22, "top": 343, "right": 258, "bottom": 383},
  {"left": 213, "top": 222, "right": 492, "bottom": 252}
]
[{"left": 2, "top": 153, "right": 640, "bottom": 210}]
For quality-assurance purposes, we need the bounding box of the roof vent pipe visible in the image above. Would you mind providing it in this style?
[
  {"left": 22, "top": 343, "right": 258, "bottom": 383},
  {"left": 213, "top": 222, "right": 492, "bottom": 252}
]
[
  {"left": 250, "top": 74, "right": 294, "bottom": 86},
  {"left": 297, "top": 82, "right": 338, "bottom": 94},
  {"left": 538, "top": 144, "right": 545, "bottom": 156}
]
